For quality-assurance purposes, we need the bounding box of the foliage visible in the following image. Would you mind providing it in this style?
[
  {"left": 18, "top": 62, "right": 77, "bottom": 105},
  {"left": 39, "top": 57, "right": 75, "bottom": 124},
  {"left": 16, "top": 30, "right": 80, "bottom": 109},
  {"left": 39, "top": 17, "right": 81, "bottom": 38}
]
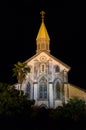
[
  {"left": 0, "top": 83, "right": 35, "bottom": 117},
  {"left": 12, "top": 61, "right": 30, "bottom": 83},
  {"left": 63, "top": 98, "right": 86, "bottom": 121},
  {"left": 0, "top": 82, "right": 86, "bottom": 129},
  {"left": 12, "top": 61, "right": 30, "bottom": 95}
]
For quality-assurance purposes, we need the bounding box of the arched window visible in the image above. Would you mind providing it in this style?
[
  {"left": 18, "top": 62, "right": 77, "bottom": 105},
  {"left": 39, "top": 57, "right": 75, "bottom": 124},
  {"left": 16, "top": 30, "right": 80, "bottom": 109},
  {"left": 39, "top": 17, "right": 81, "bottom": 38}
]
[
  {"left": 39, "top": 77, "right": 47, "bottom": 99},
  {"left": 55, "top": 65, "right": 60, "bottom": 73},
  {"left": 37, "top": 43, "right": 40, "bottom": 50},
  {"left": 54, "top": 79, "right": 62, "bottom": 100},
  {"left": 56, "top": 81, "right": 60, "bottom": 99},
  {"left": 40, "top": 64, "right": 46, "bottom": 73},
  {"left": 25, "top": 82, "right": 31, "bottom": 98}
]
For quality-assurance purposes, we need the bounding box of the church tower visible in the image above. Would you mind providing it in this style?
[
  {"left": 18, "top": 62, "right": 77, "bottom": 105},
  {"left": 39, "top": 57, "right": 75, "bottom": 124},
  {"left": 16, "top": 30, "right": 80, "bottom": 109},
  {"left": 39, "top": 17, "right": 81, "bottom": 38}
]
[{"left": 36, "top": 11, "right": 50, "bottom": 53}]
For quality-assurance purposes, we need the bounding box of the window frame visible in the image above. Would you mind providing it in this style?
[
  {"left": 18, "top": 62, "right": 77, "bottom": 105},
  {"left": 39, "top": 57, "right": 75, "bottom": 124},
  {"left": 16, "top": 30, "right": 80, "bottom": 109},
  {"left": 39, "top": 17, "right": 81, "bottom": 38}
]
[
  {"left": 25, "top": 82, "right": 31, "bottom": 99},
  {"left": 38, "top": 77, "right": 48, "bottom": 100}
]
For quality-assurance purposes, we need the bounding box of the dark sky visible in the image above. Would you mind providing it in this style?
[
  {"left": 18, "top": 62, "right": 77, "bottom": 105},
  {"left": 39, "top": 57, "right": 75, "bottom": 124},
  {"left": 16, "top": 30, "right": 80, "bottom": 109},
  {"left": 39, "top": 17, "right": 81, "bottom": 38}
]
[{"left": 0, "top": 1, "right": 86, "bottom": 89}]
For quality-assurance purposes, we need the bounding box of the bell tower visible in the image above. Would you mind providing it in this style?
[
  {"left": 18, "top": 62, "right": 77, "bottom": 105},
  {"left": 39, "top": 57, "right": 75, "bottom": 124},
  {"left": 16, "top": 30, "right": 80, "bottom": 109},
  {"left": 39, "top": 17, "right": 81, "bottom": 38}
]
[{"left": 36, "top": 11, "right": 50, "bottom": 53}]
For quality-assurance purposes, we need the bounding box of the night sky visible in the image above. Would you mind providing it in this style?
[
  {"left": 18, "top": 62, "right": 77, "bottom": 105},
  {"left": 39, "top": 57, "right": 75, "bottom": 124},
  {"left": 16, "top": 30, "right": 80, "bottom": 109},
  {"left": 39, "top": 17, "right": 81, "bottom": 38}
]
[{"left": 0, "top": 1, "right": 86, "bottom": 89}]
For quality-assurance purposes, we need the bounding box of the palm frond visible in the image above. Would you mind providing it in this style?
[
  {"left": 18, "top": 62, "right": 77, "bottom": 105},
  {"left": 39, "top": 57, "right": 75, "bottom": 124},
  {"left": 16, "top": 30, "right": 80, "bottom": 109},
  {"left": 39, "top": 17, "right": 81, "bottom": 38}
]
[
  {"left": 24, "top": 67, "right": 30, "bottom": 73},
  {"left": 12, "top": 61, "right": 30, "bottom": 82},
  {"left": 17, "top": 61, "right": 24, "bottom": 67}
]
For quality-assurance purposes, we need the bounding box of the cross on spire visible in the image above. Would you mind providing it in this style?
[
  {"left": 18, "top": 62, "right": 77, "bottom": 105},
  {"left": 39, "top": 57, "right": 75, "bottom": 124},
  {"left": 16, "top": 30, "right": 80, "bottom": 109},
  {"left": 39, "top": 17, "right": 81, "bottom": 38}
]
[{"left": 40, "top": 11, "right": 45, "bottom": 22}]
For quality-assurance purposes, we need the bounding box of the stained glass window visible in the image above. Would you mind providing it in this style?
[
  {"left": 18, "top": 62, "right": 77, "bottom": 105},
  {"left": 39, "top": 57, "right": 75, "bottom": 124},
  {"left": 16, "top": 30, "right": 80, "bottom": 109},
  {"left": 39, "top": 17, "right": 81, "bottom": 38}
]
[
  {"left": 39, "top": 77, "right": 47, "bottom": 99},
  {"left": 25, "top": 82, "right": 31, "bottom": 98},
  {"left": 56, "top": 81, "right": 60, "bottom": 99}
]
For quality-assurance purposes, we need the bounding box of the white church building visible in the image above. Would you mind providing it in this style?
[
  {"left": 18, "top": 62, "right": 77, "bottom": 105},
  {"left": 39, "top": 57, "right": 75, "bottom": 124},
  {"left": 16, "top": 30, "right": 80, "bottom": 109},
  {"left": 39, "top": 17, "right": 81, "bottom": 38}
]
[{"left": 15, "top": 11, "right": 86, "bottom": 108}]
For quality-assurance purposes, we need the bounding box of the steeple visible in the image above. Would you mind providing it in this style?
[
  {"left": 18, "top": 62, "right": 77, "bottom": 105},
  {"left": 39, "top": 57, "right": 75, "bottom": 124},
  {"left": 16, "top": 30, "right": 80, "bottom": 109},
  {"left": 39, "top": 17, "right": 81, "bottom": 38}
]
[{"left": 36, "top": 11, "right": 50, "bottom": 53}]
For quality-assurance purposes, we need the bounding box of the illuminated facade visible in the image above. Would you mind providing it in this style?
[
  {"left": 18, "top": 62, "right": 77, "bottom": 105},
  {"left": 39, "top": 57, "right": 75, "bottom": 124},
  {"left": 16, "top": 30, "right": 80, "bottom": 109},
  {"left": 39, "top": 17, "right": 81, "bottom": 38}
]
[{"left": 15, "top": 11, "right": 86, "bottom": 108}]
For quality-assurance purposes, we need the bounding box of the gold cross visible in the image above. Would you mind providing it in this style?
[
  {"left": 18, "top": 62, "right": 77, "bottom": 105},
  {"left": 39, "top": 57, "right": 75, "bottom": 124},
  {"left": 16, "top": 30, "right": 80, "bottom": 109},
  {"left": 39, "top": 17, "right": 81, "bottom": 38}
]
[{"left": 40, "top": 11, "right": 45, "bottom": 22}]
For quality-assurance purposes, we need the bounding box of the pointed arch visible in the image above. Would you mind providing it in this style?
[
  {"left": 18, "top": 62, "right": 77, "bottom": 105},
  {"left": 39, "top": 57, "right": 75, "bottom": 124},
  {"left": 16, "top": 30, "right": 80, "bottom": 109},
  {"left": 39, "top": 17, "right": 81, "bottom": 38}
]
[
  {"left": 25, "top": 82, "right": 31, "bottom": 98},
  {"left": 54, "top": 79, "right": 62, "bottom": 100},
  {"left": 55, "top": 65, "right": 60, "bottom": 73},
  {"left": 39, "top": 76, "right": 48, "bottom": 99},
  {"left": 40, "top": 104, "right": 48, "bottom": 109}
]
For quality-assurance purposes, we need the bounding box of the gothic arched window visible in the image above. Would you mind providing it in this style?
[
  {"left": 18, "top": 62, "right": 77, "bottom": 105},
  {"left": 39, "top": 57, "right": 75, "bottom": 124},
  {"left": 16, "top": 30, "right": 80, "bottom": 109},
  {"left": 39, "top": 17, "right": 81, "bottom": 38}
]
[
  {"left": 25, "top": 82, "right": 31, "bottom": 98},
  {"left": 39, "top": 77, "right": 47, "bottom": 99},
  {"left": 55, "top": 65, "right": 60, "bottom": 73},
  {"left": 56, "top": 81, "right": 60, "bottom": 99},
  {"left": 54, "top": 79, "right": 62, "bottom": 100},
  {"left": 40, "top": 64, "right": 46, "bottom": 73}
]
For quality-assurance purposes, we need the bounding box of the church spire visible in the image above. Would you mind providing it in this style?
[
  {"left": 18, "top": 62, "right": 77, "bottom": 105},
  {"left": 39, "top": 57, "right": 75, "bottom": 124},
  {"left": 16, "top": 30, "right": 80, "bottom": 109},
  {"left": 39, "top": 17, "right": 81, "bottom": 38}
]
[
  {"left": 36, "top": 11, "right": 50, "bottom": 53},
  {"left": 40, "top": 10, "right": 45, "bottom": 22}
]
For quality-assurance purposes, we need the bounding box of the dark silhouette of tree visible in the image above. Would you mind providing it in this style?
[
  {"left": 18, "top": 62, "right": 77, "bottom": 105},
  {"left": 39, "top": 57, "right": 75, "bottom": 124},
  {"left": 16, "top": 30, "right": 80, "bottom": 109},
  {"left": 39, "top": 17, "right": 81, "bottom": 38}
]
[
  {"left": 0, "top": 82, "right": 86, "bottom": 130},
  {"left": 0, "top": 82, "right": 35, "bottom": 129}
]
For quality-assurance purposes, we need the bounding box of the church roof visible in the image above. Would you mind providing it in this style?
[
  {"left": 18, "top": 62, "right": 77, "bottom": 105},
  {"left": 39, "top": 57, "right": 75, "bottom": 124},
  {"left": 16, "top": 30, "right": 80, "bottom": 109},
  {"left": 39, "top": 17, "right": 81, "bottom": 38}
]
[
  {"left": 24, "top": 51, "right": 71, "bottom": 70},
  {"left": 36, "top": 22, "right": 50, "bottom": 40},
  {"left": 36, "top": 11, "right": 50, "bottom": 41},
  {"left": 69, "top": 83, "right": 86, "bottom": 93}
]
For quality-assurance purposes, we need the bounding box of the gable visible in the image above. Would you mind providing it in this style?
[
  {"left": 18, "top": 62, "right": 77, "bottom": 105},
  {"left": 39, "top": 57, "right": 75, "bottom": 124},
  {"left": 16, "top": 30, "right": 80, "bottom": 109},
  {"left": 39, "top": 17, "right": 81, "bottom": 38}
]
[{"left": 24, "top": 51, "right": 71, "bottom": 72}]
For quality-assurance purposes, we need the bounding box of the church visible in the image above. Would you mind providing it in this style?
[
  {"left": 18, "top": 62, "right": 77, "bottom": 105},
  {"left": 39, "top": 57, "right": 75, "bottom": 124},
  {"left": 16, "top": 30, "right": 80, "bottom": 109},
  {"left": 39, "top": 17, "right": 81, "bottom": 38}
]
[{"left": 15, "top": 11, "right": 86, "bottom": 108}]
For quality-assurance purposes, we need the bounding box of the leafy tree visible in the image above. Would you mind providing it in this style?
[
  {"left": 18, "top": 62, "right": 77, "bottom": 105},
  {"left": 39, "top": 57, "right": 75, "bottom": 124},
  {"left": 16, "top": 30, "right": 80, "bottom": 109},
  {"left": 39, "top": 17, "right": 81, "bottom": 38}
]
[
  {"left": 0, "top": 83, "right": 34, "bottom": 116},
  {"left": 12, "top": 61, "right": 30, "bottom": 96},
  {"left": 0, "top": 82, "right": 35, "bottom": 129},
  {"left": 63, "top": 98, "right": 86, "bottom": 122}
]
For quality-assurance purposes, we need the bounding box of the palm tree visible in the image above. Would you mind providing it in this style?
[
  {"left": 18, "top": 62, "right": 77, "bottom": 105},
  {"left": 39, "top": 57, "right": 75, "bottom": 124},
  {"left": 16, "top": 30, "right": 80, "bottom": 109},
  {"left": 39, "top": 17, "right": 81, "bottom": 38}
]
[{"left": 12, "top": 61, "right": 30, "bottom": 96}]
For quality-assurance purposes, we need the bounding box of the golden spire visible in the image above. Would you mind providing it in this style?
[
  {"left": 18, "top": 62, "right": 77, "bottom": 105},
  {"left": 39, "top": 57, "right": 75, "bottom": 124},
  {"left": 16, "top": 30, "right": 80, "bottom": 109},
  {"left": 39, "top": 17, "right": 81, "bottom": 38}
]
[
  {"left": 36, "top": 11, "right": 50, "bottom": 40},
  {"left": 36, "top": 11, "right": 50, "bottom": 53},
  {"left": 40, "top": 11, "right": 45, "bottom": 22}
]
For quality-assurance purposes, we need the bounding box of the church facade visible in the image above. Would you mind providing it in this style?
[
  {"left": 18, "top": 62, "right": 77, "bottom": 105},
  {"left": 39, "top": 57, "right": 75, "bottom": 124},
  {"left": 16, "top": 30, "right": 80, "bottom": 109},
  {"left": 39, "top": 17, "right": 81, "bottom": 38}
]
[{"left": 15, "top": 11, "right": 86, "bottom": 108}]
